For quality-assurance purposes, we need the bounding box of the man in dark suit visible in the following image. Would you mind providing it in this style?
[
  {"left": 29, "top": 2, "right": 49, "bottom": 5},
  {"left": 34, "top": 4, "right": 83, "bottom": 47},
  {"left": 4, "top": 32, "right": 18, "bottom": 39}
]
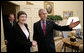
[
  {"left": 3, "top": 13, "right": 16, "bottom": 52},
  {"left": 33, "top": 9, "right": 80, "bottom": 52}
]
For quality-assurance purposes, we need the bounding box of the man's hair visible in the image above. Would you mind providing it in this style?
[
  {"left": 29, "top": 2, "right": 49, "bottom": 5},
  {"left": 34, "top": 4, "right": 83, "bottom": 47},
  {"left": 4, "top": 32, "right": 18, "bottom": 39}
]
[
  {"left": 39, "top": 9, "right": 43, "bottom": 15},
  {"left": 17, "top": 11, "right": 27, "bottom": 19},
  {"left": 38, "top": 9, "right": 47, "bottom": 16},
  {"left": 9, "top": 13, "right": 14, "bottom": 18},
  {"left": 39, "top": 9, "right": 47, "bottom": 15}
]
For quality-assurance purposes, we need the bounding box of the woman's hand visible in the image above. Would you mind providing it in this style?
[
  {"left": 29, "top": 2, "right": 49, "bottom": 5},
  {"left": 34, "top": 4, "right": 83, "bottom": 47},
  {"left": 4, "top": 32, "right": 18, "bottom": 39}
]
[{"left": 32, "top": 41, "right": 37, "bottom": 47}]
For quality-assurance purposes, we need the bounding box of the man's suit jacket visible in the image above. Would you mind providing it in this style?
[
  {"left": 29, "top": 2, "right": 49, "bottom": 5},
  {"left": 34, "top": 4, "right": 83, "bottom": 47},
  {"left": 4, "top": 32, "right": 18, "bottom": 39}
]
[
  {"left": 33, "top": 19, "right": 72, "bottom": 52},
  {"left": 9, "top": 22, "right": 32, "bottom": 52},
  {"left": 3, "top": 20, "right": 16, "bottom": 41},
  {"left": 3, "top": 20, "right": 16, "bottom": 52}
]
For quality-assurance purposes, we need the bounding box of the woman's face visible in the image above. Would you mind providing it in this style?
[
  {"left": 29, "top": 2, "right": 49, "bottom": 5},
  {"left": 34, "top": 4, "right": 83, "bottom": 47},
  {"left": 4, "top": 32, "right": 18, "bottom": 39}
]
[{"left": 18, "top": 14, "right": 27, "bottom": 24}]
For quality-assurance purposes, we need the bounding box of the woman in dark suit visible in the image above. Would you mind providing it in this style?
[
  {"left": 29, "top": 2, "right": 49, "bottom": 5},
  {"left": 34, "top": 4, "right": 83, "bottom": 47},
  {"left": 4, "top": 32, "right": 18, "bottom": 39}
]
[{"left": 11, "top": 11, "right": 37, "bottom": 52}]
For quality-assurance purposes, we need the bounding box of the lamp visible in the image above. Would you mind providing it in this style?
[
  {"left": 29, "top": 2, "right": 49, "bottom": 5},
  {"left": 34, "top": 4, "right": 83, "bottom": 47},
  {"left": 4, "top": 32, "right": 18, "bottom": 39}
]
[{"left": 66, "top": 17, "right": 82, "bottom": 42}]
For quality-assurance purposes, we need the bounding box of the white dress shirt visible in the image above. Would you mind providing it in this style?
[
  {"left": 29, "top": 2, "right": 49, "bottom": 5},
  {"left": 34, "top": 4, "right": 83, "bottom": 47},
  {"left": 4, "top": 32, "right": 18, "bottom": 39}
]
[
  {"left": 10, "top": 21, "right": 13, "bottom": 26},
  {"left": 22, "top": 29, "right": 29, "bottom": 39}
]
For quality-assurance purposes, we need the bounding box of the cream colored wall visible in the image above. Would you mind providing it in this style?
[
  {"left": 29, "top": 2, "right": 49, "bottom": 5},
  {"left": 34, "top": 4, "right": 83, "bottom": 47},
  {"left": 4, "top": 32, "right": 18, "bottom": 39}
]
[
  {"left": 9, "top": 1, "right": 44, "bottom": 51},
  {"left": 10, "top": 1, "right": 26, "bottom": 5},
  {"left": 29, "top": 1, "right": 83, "bottom": 35},
  {"left": 1, "top": 1, "right": 83, "bottom": 52},
  {"left": 1, "top": 8, "right": 7, "bottom": 52},
  {"left": 19, "top": 1, "right": 44, "bottom": 41},
  {"left": 9, "top": 1, "right": 44, "bottom": 41},
  {"left": 54, "top": 1, "right": 83, "bottom": 27},
  {"left": 54, "top": 1, "right": 83, "bottom": 33},
  {"left": 9, "top": 1, "right": 83, "bottom": 40}
]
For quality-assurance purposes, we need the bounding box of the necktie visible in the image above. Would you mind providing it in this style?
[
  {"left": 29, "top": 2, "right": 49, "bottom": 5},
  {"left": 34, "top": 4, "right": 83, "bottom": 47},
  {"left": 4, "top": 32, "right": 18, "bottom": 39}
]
[{"left": 43, "top": 21, "right": 46, "bottom": 35}]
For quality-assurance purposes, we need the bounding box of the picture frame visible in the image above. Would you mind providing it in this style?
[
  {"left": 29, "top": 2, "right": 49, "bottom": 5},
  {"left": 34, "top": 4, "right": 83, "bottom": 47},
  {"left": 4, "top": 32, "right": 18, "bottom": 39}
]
[
  {"left": 63, "top": 11, "right": 73, "bottom": 19},
  {"left": 44, "top": 1, "right": 54, "bottom": 15}
]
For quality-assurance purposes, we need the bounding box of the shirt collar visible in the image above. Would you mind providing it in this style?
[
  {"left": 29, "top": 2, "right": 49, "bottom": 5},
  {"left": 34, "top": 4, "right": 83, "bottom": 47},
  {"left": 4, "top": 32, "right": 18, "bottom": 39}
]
[
  {"left": 10, "top": 21, "right": 13, "bottom": 23},
  {"left": 41, "top": 20, "right": 46, "bottom": 23}
]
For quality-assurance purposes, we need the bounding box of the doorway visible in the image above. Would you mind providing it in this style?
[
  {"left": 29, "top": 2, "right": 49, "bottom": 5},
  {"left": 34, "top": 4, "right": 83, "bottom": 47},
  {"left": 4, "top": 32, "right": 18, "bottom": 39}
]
[
  {"left": 1, "top": 1, "right": 19, "bottom": 22},
  {"left": 1, "top": 1, "right": 20, "bottom": 51}
]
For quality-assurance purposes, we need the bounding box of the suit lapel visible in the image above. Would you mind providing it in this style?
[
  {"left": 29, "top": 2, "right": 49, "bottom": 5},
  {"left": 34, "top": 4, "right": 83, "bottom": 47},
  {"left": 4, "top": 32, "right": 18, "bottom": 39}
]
[
  {"left": 25, "top": 24, "right": 30, "bottom": 39},
  {"left": 39, "top": 20, "right": 44, "bottom": 35},
  {"left": 8, "top": 21, "right": 12, "bottom": 27},
  {"left": 17, "top": 24, "right": 28, "bottom": 40},
  {"left": 46, "top": 20, "right": 49, "bottom": 35}
]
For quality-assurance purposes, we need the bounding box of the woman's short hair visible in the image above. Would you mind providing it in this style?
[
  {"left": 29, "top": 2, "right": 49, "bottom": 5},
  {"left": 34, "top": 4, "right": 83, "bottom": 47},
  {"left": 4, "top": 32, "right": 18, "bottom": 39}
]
[{"left": 17, "top": 11, "right": 27, "bottom": 19}]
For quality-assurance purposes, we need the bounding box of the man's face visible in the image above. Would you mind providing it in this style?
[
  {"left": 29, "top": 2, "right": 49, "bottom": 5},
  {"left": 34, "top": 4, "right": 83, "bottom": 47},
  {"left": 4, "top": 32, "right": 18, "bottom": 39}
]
[
  {"left": 9, "top": 14, "right": 15, "bottom": 22},
  {"left": 39, "top": 9, "right": 47, "bottom": 21}
]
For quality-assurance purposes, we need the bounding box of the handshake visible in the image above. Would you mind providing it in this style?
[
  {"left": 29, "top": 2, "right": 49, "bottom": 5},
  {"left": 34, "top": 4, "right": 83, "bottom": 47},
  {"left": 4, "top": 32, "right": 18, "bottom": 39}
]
[{"left": 32, "top": 40, "right": 37, "bottom": 47}]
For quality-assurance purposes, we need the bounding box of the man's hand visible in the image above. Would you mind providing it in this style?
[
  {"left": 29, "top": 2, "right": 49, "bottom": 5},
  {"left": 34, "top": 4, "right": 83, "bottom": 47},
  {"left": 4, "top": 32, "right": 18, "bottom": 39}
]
[
  {"left": 32, "top": 41, "right": 37, "bottom": 47},
  {"left": 69, "top": 20, "right": 80, "bottom": 28},
  {"left": 5, "top": 40, "right": 8, "bottom": 45}
]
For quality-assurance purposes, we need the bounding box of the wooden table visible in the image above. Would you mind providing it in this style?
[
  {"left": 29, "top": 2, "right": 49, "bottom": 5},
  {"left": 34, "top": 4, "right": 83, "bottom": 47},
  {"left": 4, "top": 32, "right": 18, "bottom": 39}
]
[{"left": 62, "top": 38, "right": 83, "bottom": 52}]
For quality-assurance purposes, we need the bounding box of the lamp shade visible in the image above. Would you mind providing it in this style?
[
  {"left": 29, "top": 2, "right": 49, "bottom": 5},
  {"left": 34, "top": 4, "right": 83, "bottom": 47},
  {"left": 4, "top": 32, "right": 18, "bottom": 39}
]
[{"left": 66, "top": 17, "right": 81, "bottom": 29}]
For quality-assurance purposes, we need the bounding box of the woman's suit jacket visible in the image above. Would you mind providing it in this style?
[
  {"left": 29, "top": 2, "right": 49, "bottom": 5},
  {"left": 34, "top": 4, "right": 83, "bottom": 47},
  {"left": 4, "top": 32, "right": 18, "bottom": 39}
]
[{"left": 10, "top": 22, "right": 32, "bottom": 52}]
